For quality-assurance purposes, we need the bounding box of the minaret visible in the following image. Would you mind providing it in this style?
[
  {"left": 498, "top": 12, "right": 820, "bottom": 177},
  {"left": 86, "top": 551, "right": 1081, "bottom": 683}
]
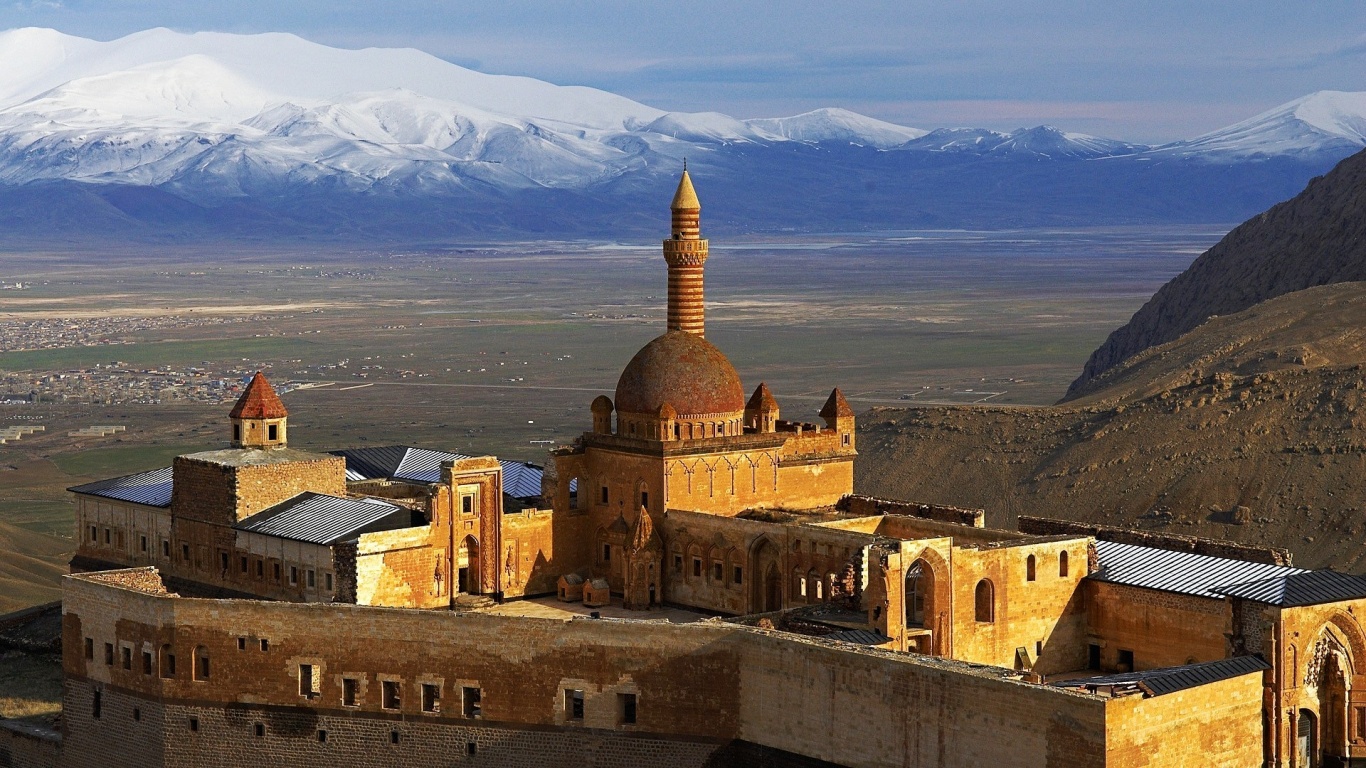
[{"left": 663, "top": 167, "right": 708, "bottom": 336}]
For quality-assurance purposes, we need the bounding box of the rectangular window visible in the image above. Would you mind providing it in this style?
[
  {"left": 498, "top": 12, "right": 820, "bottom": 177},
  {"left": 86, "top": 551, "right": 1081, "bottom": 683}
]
[
  {"left": 219, "top": 552, "right": 229, "bottom": 571},
  {"left": 462, "top": 687, "right": 481, "bottom": 718},
  {"left": 267, "top": 424, "right": 278, "bottom": 441},
  {"left": 602, "top": 544, "right": 611, "bottom": 563},
  {"left": 162, "top": 652, "right": 175, "bottom": 678},
  {"left": 733, "top": 566, "right": 743, "bottom": 584},
  {"left": 239, "top": 556, "right": 247, "bottom": 574},
  {"left": 161, "top": 540, "right": 170, "bottom": 558},
  {"left": 600, "top": 486, "right": 609, "bottom": 505},
  {"left": 189, "top": 716, "right": 198, "bottom": 732},
  {"left": 619, "top": 693, "right": 637, "bottom": 725},
  {"left": 712, "top": 562, "right": 722, "bottom": 581},
  {"left": 256, "top": 559, "right": 264, "bottom": 578},
  {"left": 290, "top": 566, "right": 298, "bottom": 586},
  {"left": 254, "top": 723, "right": 264, "bottom": 738},
  {"left": 181, "top": 543, "right": 190, "bottom": 561},
  {"left": 317, "top": 730, "right": 327, "bottom": 743},
  {"left": 325, "top": 572, "right": 334, "bottom": 592},
  {"left": 566, "top": 689, "right": 584, "bottom": 721},
  {"left": 140, "top": 535, "right": 147, "bottom": 553},
  {"left": 693, "top": 558, "right": 702, "bottom": 578},
  {"left": 260, "top": 638, "right": 269, "bottom": 652},
  {"left": 89, "top": 525, "right": 97, "bottom": 542},
  {"left": 1118, "top": 649, "right": 1135, "bottom": 672},
  {"left": 640, "top": 491, "right": 649, "bottom": 509},
  {"left": 92, "top": 690, "right": 101, "bottom": 719},
  {"left": 83, "top": 637, "right": 93, "bottom": 660},
  {"left": 1088, "top": 643, "right": 1101, "bottom": 670},
  {"left": 307, "top": 570, "right": 315, "bottom": 588},
  {"left": 421, "top": 683, "right": 440, "bottom": 713},
  {"left": 390, "top": 730, "right": 400, "bottom": 745},
  {"left": 103, "top": 528, "right": 110, "bottom": 544},
  {"left": 462, "top": 495, "right": 474, "bottom": 515},
  {"left": 343, "top": 677, "right": 359, "bottom": 707},
  {"left": 673, "top": 554, "right": 683, "bottom": 572},
  {"left": 103, "top": 642, "right": 113, "bottom": 665},
  {"left": 842, "top": 433, "right": 850, "bottom": 446},
  {"left": 273, "top": 563, "right": 281, "bottom": 582},
  {"left": 121, "top": 646, "right": 131, "bottom": 670},
  {"left": 142, "top": 651, "right": 152, "bottom": 675},
  {"left": 237, "top": 637, "right": 246, "bottom": 651},
  {"left": 382, "top": 680, "right": 401, "bottom": 710},
  {"left": 300, "top": 664, "right": 318, "bottom": 699}
]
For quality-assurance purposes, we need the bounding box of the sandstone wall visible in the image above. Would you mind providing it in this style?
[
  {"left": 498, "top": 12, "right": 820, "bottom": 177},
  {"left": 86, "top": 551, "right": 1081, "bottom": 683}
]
[
  {"left": 1085, "top": 581, "right": 1229, "bottom": 671},
  {"left": 1104, "top": 672, "right": 1265, "bottom": 766}
]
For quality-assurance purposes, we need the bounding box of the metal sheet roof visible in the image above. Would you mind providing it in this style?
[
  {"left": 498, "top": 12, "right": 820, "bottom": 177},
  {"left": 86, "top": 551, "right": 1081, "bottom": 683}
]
[
  {"left": 69, "top": 467, "right": 174, "bottom": 508},
  {"left": 1052, "top": 655, "right": 1271, "bottom": 697},
  {"left": 1213, "top": 570, "right": 1366, "bottom": 607},
  {"left": 1091, "top": 540, "right": 1307, "bottom": 599},
  {"left": 330, "top": 446, "right": 546, "bottom": 501},
  {"left": 824, "top": 629, "right": 892, "bottom": 646},
  {"left": 235, "top": 492, "right": 417, "bottom": 545}
]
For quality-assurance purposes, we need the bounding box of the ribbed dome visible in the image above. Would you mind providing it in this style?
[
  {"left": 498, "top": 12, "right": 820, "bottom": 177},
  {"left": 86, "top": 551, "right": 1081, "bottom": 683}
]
[{"left": 615, "top": 331, "right": 745, "bottom": 417}]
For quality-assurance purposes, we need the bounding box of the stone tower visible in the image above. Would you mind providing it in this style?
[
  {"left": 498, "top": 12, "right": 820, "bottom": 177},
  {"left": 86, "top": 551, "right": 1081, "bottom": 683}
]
[
  {"left": 230, "top": 372, "right": 288, "bottom": 449},
  {"left": 663, "top": 167, "right": 708, "bottom": 336}
]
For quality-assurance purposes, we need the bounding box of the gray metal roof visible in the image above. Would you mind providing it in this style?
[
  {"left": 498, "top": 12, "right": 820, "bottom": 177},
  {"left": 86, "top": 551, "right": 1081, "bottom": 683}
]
[
  {"left": 1213, "top": 570, "right": 1366, "bottom": 607},
  {"left": 69, "top": 467, "right": 174, "bottom": 507},
  {"left": 1053, "top": 655, "right": 1271, "bottom": 697},
  {"left": 235, "top": 492, "right": 418, "bottom": 545},
  {"left": 329, "top": 446, "right": 545, "bottom": 501},
  {"left": 1091, "top": 540, "right": 1307, "bottom": 599}
]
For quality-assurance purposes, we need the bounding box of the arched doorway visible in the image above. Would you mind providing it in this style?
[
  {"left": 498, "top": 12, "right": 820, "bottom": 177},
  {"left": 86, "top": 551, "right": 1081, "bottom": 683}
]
[
  {"left": 1299, "top": 709, "right": 1318, "bottom": 768},
  {"left": 1322, "top": 654, "right": 1349, "bottom": 768},
  {"left": 905, "top": 559, "right": 933, "bottom": 628},
  {"left": 457, "top": 536, "right": 479, "bottom": 594},
  {"left": 1304, "top": 626, "right": 1356, "bottom": 768},
  {"left": 749, "top": 538, "right": 781, "bottom": 612}
]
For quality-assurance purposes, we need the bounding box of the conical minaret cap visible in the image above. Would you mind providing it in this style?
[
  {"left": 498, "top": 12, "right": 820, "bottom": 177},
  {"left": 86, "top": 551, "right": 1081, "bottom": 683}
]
[{"left": 671, "top": 169, "right": 700, "bottom": 211}]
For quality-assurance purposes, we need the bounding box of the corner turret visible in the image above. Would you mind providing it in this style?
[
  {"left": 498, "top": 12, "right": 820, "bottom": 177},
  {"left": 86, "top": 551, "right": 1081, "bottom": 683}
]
[
  {"left": 819, "top": 387, "right": 855, "bottom": 449},
  {"left": 229, "top": 372, "right": 288, "bottom": 448}
]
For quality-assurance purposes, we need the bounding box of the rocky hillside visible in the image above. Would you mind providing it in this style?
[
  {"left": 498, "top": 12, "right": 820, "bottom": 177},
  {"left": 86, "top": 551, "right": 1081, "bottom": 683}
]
[
  {"left": 857, "top": 282, "right": 1366, "bottom": 571},
  {"left": 1066, "top": 145, "right": 1366, "bottom": 399}
]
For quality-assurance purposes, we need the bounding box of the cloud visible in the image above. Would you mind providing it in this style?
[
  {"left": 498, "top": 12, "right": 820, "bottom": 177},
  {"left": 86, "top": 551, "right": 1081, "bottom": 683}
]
[{"left": 12, "top": 0, "right": 63, "bottom": 9}]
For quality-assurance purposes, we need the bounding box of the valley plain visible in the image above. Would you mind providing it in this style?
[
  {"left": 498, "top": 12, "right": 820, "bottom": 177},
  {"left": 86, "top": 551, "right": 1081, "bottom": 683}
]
[{"left": 0, "top": 227, "right": 1216, "bottom": 612}]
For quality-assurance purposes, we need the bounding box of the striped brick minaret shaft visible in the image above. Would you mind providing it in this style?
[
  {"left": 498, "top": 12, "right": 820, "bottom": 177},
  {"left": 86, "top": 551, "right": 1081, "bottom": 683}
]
[{"left": 662, "top": 168, "right": 708, "bottom": 336}]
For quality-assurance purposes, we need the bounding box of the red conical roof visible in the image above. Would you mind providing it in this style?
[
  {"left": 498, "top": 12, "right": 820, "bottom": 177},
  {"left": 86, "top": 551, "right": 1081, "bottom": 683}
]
[
  {"left": 818, "top": 388, "right": 854, "bottom": 419},
  {"left": 229, "top": 372, "right": 288, "bottom": 419}
]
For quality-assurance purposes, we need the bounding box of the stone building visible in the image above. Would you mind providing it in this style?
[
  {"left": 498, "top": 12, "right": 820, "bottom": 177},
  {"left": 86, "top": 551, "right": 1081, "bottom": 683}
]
[{"left": 12, "top": 171, "right": 1366, "bottom": 767}]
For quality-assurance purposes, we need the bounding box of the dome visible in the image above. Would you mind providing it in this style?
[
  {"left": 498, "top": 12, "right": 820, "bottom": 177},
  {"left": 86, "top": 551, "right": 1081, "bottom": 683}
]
[{"left": 615, "top": 331, "right": 745, "bottom": 417}]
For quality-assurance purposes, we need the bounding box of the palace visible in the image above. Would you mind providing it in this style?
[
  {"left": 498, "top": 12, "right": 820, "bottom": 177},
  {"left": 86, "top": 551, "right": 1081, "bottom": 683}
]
[{"left": 8, "top": 172, "right": 1366, "bottom": 767}]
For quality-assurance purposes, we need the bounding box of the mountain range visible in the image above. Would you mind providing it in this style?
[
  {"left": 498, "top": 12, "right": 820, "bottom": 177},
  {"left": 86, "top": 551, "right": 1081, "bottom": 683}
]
[{"left": 0, "top": 28, "right": 1365, "bottom": 241}]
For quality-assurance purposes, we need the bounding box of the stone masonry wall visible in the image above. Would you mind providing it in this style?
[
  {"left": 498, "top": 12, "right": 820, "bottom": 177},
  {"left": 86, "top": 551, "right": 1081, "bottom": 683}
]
[{"left": 1085, "top": 581, "right": 1230, "bottom": 671}]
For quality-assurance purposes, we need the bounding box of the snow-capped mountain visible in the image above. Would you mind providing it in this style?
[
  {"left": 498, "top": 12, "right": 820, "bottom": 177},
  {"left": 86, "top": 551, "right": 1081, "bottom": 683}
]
[
  {"left": 0, "top": 27, "right": 1357, "bottom": 241},
  {"left": 1158, "top": 91, "right": 1366, "bottom": 160}
]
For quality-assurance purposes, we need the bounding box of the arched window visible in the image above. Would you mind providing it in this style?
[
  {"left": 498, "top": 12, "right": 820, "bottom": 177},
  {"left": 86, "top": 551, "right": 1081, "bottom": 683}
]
[
  {"left": 568, "top": 477, "right": 580, "bottom": 509},
  {"left": 974, "top": 580, "right": 994, "bottom": 623},
  {"left": 159, "top": 644, "right": 176, "bottom": 679},
  {"left": 1026, "top": 555, "right": 1037, "bottom": 582},
  {"left": 1059, "top": 550, "right": 1069, "bottom": 577},
  {"left": 194, "top": 646, "right": 210, "bottom": 681},
  {"left": 796, "top": 571, "right": 807, "bottom": 597}
]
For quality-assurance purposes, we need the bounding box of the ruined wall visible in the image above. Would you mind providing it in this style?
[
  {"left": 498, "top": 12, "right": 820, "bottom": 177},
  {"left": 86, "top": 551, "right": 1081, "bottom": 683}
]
[
  {"left": 500, "top": 509, "right": 564, "bottom": 598},
  {"left": 1104, "top": 673, "right": 1265, "bottom": 766},
  {"left": 1085, "top": 581, "right": 1229, "bottom": 671},
  {"left": 1017, "top": 516, "right": 1292, "bottom": 565},
  {"left": 836, "top": 494, "right": 984, "bottom": 527},
  {"left": 0, "top": 721, "right": 60, "bottom": 768},
  {"left": 59, "top": 568, "right": 1191, "bottom": 768},
  {"left": 354, "top": 527, "right": 443, "bottom": 608}
]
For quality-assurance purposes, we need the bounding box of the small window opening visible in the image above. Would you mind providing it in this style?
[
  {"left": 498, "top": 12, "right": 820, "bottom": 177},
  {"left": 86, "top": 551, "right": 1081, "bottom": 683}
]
[
  {"left": 93, "top": 690, "right": 101, "bottom": 719},
  {"left": 974, "top": 580, "right": 995, "bottom": 623},
  {"left": 692, "top": 558, "right": 702, "bottom": 578},
  {"left": 382, "top": 680, "right": 401, "bottom": 710},
  {"left": 267, "top": 424, "right": 278, "bottom": 441},
  {"left": 602, "top": 544, "right": 611, "bottom": 563},
  {"left": 237, "top": 637, "right": 246, "bottom": 651},
  {"left": 133, "top": 707, "right": 141, "bottom": 722},
  {"left": 159, "top": 645, "right": 175, "bottom": 679},
  {"left": 290, "top": 566, "right": 298, "bottom": 586},
  {"left": 83, "top": 638, "right": 93, "bottom": 662},
  {"left": 256, "top": 560, "right": 264, "bottom": 578},
  {"left": 390, "top": 730, "right": 400, "bottom": 745},
  {"left": 189, "top": 716, "right": 198, "bottom": 732},
  {"left": 140, "top": 535, "right": 148, "bottom": 553},
  {"left": 1059, "top": 550, "right": 1070, "bottom": 577},
  {"left": 239, "top": 556, "right": 247, "bottom": 574},
  {"left": 619, "top": 693, "right": 637, "bottom": 725},
  {"left": 712, "top": 562, "right": 722, "bottom": 580},
  {"left": 254, "top": 722, "right": 265, "bottom": 738},
  {"left": 1118, "top": 649, "right": 1135, "bottom": 672},
  {"left": 640, "top": 490, "right": 649, "bottom": 509},
  {"left": 161, "top": 540, "right": 170, "bottom": 558},
  {"left": 273, "top": 563, "right": 281, "bottom": 582},
  {"left": 1088, "top": 643, "right": 1102, "bottom": 670},
  {"left": 733, "top": 566, "right": 743, "bottom": 584},
  {"left": 300, "top": 664, "right": 319, "bottom": 699},
  {"left": 343, "top": 677, "right": 359, "bottom": 707},
  {"left": 1026, "top": 554, "right": 1037, "bottom": 582},
  {"left": 219, "top": 552, "right": 229, "bottom": 571},
  {"left": 600, "top": 486, "right": 609, "bottom": 504},
  {"left": 317, "top": 730, "right": 327, "bottom": 743},
  {"left": 467, "top": 742, "right": 478, "bottom": 756},
  {"left": 463, "top": 687, "right": 481, "bottom": 718},
  {"left": 422, "top": 683, "right": 440, "bottom": 713},
  {"left": 104, "top": 528, "right": 110, "bottom": 544},
  {"left": 195, "top": 647, "right": 210, "bottom": 681},
  {"left": 89, "top": 525, "right": 97, "bottom": 542},
  {"left": 233, "top": 424, "right": 241, "bottom": 441},
  {"left": 121, "top": 646, "right": 131, "bottom": 670},
  {"left": 260, "top": 638, "right": 269, "bottom": 652},
  {"left": 325, "top": 572, "right": 334, "bottom": 591},
  {"left": 462, "top": 495, "right": 474, "bottom": 515},
  {"left": 566, "top": 689, "right": 585, "bottom": 720},
  {"left": 307, "top": 569, "right": 316, "bottom": 588},
  {"left": 673, "top": 554, "right": 683, "bottom": 572},
  {"left": 142, "top": 651, "right": 152, "bottom": 675}
]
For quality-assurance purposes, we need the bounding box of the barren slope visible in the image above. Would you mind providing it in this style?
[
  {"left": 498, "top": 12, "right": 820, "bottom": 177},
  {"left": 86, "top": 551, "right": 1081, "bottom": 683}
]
[
  {"left": 1067, "top": 145, "right": 1366, "bottom": 399},
  {"left": 859, "top": 282, "right": 1366, "bottom": 571}
]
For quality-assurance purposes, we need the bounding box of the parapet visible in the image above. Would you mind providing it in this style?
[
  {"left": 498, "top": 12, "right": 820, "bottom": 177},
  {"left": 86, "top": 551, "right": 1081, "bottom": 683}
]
[
  {"left": 1017, "top": 516, "right": 1293, "bottom": 565},
  {"left": 836, "top": 495, "right": 985, "bottom": 527}
]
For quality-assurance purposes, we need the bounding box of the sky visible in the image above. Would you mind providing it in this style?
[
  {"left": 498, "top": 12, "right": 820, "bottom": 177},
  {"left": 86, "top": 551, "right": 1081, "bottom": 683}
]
[{"left": 2, "top": 1, "right": 1365, "bottom": 143}]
